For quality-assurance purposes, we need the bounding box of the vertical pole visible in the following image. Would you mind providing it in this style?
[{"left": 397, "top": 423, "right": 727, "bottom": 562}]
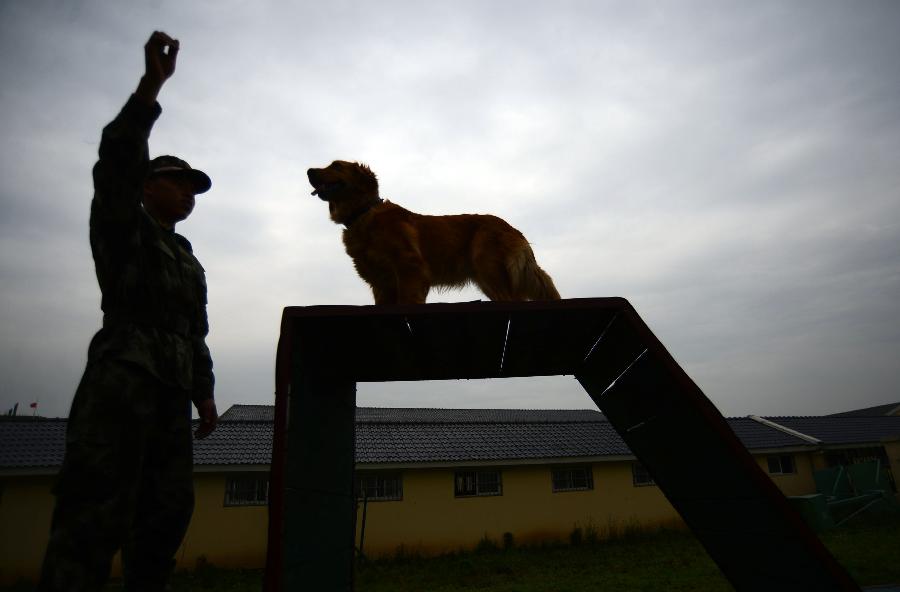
[
  {"left": 358, "top": 492, "right": 368, "bottom": 561},
  {"left": 283, "top": 371, "right": 357, "bottom": 591}
]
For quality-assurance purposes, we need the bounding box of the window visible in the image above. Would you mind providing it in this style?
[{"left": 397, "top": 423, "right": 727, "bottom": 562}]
[
  {"left": 632, "top": 462, "right": 656, "bottom": 486},
  {"left": 454, "top": 470, "right": 503, "bottom": 497},
  {"left": 552, "top": 466, "right": 594, "bottom": 492},
  {"left": 224, "top": 475, "right": 269, "bottom": 506},
  {"left": 767, "top": 454, "right": 796, "bottom": 475},
  {"left": 357, "top": 473, "right": 403, "bottom": 501}
]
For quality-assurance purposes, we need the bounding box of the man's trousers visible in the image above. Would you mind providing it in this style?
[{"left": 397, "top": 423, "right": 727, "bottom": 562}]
[{"left": 39, "top": 358, "right": 195, "bottom": 592}]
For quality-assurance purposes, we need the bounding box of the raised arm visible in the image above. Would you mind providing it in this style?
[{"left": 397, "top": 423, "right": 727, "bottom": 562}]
[
  {"left": 135, "top": 31, "right": 179, "bottom": 106},
  {"left": 91, "top": 32, "right": 180, "bottom": 253}
]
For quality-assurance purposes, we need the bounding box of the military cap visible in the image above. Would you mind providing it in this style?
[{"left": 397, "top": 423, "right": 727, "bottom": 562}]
[{"left": 148, "top": 155, "right": 212, "bottom": 194}]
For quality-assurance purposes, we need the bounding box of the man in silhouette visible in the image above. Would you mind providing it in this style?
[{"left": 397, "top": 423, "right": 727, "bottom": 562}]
[{"left": 40, "top": 31, "right": 218, "bottom": 591}]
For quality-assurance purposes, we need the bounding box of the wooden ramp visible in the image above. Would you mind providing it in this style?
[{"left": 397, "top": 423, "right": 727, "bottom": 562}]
[{"left": 264, "top": 298, "right": 860, "bottom": 591}]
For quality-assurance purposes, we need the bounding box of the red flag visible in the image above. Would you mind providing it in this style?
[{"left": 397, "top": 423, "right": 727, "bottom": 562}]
[{"left": 30, "top": 402, "right": 38, "bottom": 409}]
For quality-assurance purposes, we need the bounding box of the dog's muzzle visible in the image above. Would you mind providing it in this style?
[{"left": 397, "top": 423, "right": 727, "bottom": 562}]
[
  {"left": 309, "top": 182, "right": 342, "bottom": 201},
  {"left": 307, "top": 169, "right": 338, "bottom": 200}
]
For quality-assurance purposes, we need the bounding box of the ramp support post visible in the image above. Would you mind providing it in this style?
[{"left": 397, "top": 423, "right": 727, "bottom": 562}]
[{"left": 282, "top": 373, "right": 357, "bottom": 591}]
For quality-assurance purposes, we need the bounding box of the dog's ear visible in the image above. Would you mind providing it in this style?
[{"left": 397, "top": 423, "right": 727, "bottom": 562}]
[{"left": 355, "top": 162, "right": 379, "bottom": 194}]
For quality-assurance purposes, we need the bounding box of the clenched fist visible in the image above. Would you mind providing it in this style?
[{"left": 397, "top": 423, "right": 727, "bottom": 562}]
[{"left": 136, "top": 31, "right": 180, "bottom": 105}]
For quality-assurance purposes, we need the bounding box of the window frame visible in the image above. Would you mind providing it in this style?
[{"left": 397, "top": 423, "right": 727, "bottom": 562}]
[
  {"left": 551, "top": 465, "right": 594, "bottom": 492},
  {"left": 766, "top": 454, "right": 796, "bottom": 475},
  {"left": 224, "top": 474, "right": 270, "bottom": 507},
  {"left": 632, "top": 461, "right": 656, "bottom": 487},
  {"left": 356, "top": 472, "right": 403, "bottom": 502},
  {"left": 454, "top": 469, "right": 503, "bottom": 498}
]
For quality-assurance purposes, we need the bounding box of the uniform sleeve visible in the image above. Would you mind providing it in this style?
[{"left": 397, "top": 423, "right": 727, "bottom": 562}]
[
  {"left": 192, "top": 324, "right": 216, "bottom": 405},
  {"left": 90, "top": 95, "right": 162, "bottom": 264},
  {"left": 188, "top": 252, "right": 216, "bottom": 405}
]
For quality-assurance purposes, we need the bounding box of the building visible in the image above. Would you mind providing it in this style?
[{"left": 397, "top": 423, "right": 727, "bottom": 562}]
[
  {"left": 1, "top": 404, "right": 899, "bottom": 584},
  {"left": 828, "top": 401, "right": 900, "bottom": 417}
]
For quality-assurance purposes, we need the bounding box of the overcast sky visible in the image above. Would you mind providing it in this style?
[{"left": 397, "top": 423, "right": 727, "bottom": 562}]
[{"left": 1, "top": 1, "right": 898, "bottom": 419}]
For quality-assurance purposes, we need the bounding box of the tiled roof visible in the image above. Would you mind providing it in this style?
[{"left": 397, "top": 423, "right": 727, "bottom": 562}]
[
  {"left": 726, "top": 418, "right": 813, "bottom": 449},
  {"left": 357, "top": 407, "right": 605, "bottom": 424},
  {"left": 0, "top": 418, "right": 67, "bottom": 469},
  {"left": 219, "top": 404, "right": 275, "bottom": 422},
  {"left": 193, "top": 420, "right": 273, "bottom": 466},
  {"left": 357, "top": 420, "right": 629, "bottom": 463},
  {"left": 219, "top": 405, "right": 604, "bottom": 424},
  {"left": 0, "top": 416, "right": 276, "bottom": 470},
  {"left": 761, "top": 416, "right": 900, "bottom": 445},
  {"left": 353, "top": 411, "right": 813, "bottom": 464},
  {"left": 6, "top": 407, "right": 898, "bottom": 471},
  {"left": 207, "top": 407, "right": 619, "bottom": 466},
  {"left": 827, "top": 401, "right": 900, "bottom": 417}
]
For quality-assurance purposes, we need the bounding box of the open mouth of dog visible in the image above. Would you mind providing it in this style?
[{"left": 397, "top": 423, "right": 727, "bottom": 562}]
[{"left": 309, "top": 181, "right": 343, "bottom": 200}]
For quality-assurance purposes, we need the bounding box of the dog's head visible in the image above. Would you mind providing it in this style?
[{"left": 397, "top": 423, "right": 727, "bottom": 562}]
[
  {"left": 308, "top": 159, "right": 377, "bottom": 206},
  {"left": 307, "top": 160, "right": 380, "bottom": 225}
]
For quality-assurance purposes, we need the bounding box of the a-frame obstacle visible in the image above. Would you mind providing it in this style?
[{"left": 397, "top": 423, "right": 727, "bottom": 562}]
[{"left": 263, "top": 298, "right": 860, "bottom": 591}]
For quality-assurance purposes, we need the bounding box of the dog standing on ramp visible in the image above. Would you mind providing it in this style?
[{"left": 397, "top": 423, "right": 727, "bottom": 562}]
[{"left": 307, "top": 160, "right": 561, "bottom": 305}]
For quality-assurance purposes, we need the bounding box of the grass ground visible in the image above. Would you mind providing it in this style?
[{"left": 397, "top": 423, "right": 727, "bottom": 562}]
[
  {"left": 356, "top": 512, "right": 900, "bottom": 591},
  {"left": 355, "top": 528, "right": 732, "bottom": 592},
  {"left": 6, "top": 512, "right": 898, "bottom": 591}
]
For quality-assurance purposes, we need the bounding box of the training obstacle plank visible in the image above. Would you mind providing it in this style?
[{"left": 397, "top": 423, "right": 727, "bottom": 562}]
[{"left": 264, "top": 298, "right": 860, "bottom": 592}]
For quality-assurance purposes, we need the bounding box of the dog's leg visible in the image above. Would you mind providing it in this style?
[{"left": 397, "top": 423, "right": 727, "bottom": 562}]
[
  {"left": 393, "top": 256, "right": 431, "bottom": 305},
  {"left": 395, "top": 275, "right": 430, "bottom": 304},
  {"left": 371, "top": 285, "right": 397, "bottom": 306},
  {"left": 473, "top": 261, "right": 517, "bottom": 301},
  {"left": 477, "top": 282, "right": 516, "bottom": 302},
  {"left": 471, "top": 224, "right": 539, "bottom": 301},
  {"left": 471, "top": 248, "right": 520, "bottom": 301}
]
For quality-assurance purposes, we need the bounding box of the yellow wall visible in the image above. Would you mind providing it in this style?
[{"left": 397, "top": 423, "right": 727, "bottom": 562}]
[
  {"left": 0, "top": 451, "right": 828, "bottom": 583},
  {"left": 0, "top": 475, "right": 55, "bottom": 584},
  {"left": 355, "top": 462, "right": 684, "bottom": 558},
  {"left": 0, "top": 472, "right": 268, "bottom": 585},
  {"left": 810, "top": 450, "right": 830, "bottom": 471},
  {"left": 177, "top": 472, "right": 270, "bottom": 570},
  {"left": 357, "top": 454, "right": 822, "bottom": 558},
  {"left": 752, "top": 452, "right": 818, "bottom": 497}
]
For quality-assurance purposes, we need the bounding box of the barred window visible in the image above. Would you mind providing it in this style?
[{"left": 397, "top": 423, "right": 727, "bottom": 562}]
[
  {"left": 632, "top": 462, "right": 656, "bottom": 486},
  {"left": 551, "top": 466, "right": 594, "bottom": 492},
  {"left": 224, "top": 475, "right": 269, "bottom": 506},
  {"left": 454, "top": 470, "right": 503, "bottom": 497},
  {"left": 357, "top": 473, "right": 403, "bottom": 501},
  {"left": 767, "top": 454, "right": 796, "bottom": 475}
]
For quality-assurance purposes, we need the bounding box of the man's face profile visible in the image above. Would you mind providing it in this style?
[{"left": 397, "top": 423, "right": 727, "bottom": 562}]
[{"left": 143, "top": 174, "right": 197, "bottom": 226}]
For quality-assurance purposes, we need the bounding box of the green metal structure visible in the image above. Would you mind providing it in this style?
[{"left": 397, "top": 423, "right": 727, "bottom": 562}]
[{"left": 792, "top": 460, "right": 900, "bottom": 530}]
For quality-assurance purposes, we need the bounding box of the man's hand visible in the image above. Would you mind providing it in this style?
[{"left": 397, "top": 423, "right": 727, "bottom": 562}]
[
  {"left": 194, "top": 397, "right": 218, "bottom": 439},
  {"left": 135, "top": 31, "right": 180, "bottom": 106}
]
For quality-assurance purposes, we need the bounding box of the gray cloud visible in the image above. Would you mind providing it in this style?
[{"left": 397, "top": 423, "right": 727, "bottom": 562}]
[{"left": 2, "top": 1, "right": 899, "bottom": 419}]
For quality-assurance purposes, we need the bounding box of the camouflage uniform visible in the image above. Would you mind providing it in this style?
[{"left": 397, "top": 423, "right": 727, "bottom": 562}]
[{"left": 39, "top": 95, "right": 214, "bottom": 592}]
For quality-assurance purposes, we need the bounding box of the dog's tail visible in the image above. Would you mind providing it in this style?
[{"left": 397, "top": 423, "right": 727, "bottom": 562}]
[{"left": 508, "top": 246, "right": 561, "bottom": 301}]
